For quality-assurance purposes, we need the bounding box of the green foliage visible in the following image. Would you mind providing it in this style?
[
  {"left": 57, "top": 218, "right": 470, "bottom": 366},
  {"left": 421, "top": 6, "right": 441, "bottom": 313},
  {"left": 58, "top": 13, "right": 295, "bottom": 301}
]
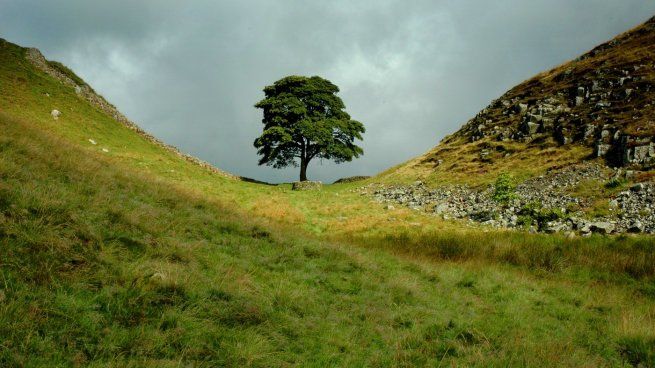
[
  {"left": 516, "top": 215, "right": 534, "bottom": 228},
  {"left": 604, "top": 177, "right": 627, "bottom": 189},
  {"left": 618, "top": 337, "right": 655, "bottom": 367},
  {"left": 518, "top": 202, "right": 565, "bottom": 229},
  {"left": 254, "top": 75, "right": 365, "bottom": 180},
  {"left": 492, "top": 173, "right": 517, "bottom": 204},
  {"left": 469, "top": 209, "right": 497, "bottom": 222}
]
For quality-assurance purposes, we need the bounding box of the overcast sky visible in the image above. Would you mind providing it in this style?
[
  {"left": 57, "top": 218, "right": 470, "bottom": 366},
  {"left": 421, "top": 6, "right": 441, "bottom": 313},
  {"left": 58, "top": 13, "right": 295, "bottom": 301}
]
[{"left": 2, "top": 1, "right": 655, "bottom": 182}]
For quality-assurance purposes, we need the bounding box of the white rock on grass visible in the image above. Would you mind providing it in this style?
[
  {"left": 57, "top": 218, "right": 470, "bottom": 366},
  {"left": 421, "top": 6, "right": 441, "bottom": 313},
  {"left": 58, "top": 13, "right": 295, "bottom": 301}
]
[
  {"left": 88, "top": 139, "right": 97, "bottom": 145},
  {"left": 51, "top": 109, "right": 61, "bottom": 120},
  {"left": 101, "top": 148, "right": 109, "bottom": 153}
]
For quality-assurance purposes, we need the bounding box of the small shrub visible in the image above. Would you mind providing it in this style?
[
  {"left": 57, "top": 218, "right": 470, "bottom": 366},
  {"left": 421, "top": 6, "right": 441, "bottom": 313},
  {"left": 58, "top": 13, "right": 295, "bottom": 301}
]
[
  {"left": 604, "top": 178, "right": 626, "bottom": 189},
  {"left": 250, "top": 226, "right": 271, "bottom": 239},
  {"left": 618, "top": 336, "right": 655, "bottom": 367},
  {"left": 469, "top": 210, "right": 497, "bottom": 222},
  {"left": 456, "top": 277, "right": 475, "bottom": 288},
  {"left": 518, "top": 202, "right": 564, "bottom": 230},
  {"left": 492, "top": 173, "right": 517, "bottom": 204},
  {"left": 516, "top": 215, "right": 533, "bottom": 228}
]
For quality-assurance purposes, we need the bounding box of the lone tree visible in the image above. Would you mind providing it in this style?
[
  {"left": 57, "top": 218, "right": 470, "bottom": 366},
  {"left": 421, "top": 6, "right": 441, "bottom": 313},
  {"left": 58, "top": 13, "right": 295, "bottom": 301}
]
[{"left": 254, "top": 76, "right": 365, "bottom": 181}]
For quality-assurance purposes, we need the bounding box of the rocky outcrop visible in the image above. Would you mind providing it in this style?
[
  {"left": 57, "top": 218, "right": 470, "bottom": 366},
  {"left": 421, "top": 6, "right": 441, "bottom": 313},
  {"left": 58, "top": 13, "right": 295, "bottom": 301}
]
[
  {"left": 437, "top": 17, "right": 655, "bottom": 172},
  {"left": 457, "top": 61, "right": 655, "bottom": 169},
  {"left": 25, "top": 48, "right": 236, "bottom": 179}
]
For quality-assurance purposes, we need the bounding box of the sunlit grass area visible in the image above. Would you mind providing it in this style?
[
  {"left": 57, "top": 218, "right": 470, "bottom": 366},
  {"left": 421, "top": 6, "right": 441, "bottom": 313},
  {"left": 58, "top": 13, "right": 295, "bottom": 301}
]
[{"left": 1, "top": 38, "right": 655, "bottom": 366}]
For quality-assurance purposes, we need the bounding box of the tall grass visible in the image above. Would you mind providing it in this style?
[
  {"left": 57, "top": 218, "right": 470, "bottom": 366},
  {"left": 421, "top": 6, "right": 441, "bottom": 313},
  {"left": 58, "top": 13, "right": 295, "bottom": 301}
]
[{"left": 345, "top": 231, "right": 655, "bottom": 281}]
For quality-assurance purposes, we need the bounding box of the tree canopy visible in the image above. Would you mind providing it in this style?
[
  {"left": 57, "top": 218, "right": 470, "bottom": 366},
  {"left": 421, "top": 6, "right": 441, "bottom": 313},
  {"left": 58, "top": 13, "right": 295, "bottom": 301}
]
[{"left": 254, "top": 75, "right": 365, "bottom": 181}]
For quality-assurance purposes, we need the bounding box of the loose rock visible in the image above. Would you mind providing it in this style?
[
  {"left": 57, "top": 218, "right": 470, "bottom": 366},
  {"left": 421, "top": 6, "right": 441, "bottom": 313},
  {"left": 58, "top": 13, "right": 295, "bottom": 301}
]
[{"left": 292, "top": 181, "right": 323, "bottom": 191}]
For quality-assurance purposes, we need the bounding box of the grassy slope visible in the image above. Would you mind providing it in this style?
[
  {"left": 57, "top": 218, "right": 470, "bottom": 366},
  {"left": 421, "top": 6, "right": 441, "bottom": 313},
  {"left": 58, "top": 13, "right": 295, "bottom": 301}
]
[{"left": 1, "top": 39, "right": 655, "bottom": 366}]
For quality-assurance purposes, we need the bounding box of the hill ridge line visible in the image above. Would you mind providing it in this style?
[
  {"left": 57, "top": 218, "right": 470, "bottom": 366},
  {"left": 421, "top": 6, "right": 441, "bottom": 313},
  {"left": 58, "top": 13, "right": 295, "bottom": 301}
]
[{"left": 23, "top": 45, "right": 237, "bottom": 180}]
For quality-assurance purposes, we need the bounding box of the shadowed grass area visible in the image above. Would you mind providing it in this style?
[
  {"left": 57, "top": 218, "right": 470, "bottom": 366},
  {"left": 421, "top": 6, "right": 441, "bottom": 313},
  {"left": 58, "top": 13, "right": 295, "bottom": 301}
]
[
  {"left": 1, "top": 37, "right": 655, "bottom": 367},
  {"left": 341, "top": 230, "right": 655, "bottom": 281}
]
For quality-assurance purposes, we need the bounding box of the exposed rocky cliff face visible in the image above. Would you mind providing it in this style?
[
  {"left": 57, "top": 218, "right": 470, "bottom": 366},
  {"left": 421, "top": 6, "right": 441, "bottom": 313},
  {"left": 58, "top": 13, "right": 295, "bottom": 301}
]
[{"left": 446, "top": 15, "right": 655, "bottom": 171}]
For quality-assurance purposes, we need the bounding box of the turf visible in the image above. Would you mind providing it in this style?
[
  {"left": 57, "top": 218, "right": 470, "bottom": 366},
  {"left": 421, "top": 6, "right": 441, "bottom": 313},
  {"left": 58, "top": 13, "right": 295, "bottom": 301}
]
[{"left": 1, "top": 36, "right": 655, "bottom": 367}]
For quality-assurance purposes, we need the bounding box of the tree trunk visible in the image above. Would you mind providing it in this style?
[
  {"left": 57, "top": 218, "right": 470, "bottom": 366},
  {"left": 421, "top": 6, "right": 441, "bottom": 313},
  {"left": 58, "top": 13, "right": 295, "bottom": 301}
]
[{"left": 299, "top": 158, "right": 308, "bottom": 182}]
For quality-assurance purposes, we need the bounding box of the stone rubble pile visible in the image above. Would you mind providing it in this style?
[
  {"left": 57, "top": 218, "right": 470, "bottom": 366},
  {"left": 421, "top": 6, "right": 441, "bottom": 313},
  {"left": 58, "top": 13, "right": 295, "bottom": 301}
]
[{"left": 364, "top": 165, "right": 655, "bottom": 235}]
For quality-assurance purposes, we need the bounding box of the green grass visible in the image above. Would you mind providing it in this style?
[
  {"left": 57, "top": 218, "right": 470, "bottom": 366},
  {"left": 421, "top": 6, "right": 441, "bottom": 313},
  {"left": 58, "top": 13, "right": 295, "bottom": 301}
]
[{"left": 1, "top": 38, "right": 655, "bottom": 367}]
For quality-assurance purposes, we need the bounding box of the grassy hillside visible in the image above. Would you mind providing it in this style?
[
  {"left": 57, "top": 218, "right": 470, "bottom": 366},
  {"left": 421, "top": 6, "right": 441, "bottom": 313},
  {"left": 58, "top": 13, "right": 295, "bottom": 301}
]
[{"left": 1, "top": 36, "right": 655, "bottom": 367}]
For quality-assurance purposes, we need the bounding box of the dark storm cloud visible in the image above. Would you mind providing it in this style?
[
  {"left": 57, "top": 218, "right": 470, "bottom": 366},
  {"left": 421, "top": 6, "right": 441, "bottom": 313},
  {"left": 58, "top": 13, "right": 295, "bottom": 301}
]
[{"left": 2, "top": 1, "right": 655, "bottom": 182}]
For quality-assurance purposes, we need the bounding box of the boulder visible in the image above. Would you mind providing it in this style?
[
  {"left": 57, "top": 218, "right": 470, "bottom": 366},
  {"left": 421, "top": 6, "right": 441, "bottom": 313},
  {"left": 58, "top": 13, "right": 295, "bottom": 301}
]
[
  {"left": 583, "top": 124, "right": 596, "bottom": 139},
  {"left": 434, "top": 203, "right": 449, "bottom": 215},
  {"left": 51, "top": 109, "right": 61, "bottom": 120},
  {"left": 630, "top": 145, "right": 649, "bottom": 162},
  {"left": 521, "top": 121, "right": 539, "bottom": 135},
  {"left": 292, "top": 181, "right": 323, "bottom": 191},
  {"left": 628, "top": 220, "right": 644, "bottom": 233},
  {"left": 539, "top": 118, "right": 554, "bottom": 132},
  {"left": 544, "top": 221, "right": 569, "bottom": 233},
  {"left": 591, "top": 80, "right": 601, "bottom": 92},
  {"left": 590, "top": 222, "right": 615, "bottom": 234},
  {"left": 528, "top": 114, "right": 542, "bottom": 123},
  {"left": 595, "top": 143, "right": 611, "bottom": 157},
  {"left": 555, "top": 126, "right": 572, "bottom": 145}
]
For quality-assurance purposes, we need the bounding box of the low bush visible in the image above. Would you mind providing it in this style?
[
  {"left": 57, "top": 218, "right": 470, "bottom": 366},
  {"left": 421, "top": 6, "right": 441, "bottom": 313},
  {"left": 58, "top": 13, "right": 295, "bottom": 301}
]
[{"left": 492, "top": 173, "right": 517, "bottom": 204}]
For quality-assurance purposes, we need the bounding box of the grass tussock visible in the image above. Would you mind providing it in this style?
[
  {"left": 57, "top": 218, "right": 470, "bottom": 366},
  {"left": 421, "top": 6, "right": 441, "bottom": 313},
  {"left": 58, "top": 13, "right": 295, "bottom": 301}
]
[{"left": 348, "top": 231, "right": 655, "bottom": 280}]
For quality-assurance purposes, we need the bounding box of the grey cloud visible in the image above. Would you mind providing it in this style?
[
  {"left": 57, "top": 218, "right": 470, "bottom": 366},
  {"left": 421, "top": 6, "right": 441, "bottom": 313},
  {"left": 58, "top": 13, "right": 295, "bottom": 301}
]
[{"left": 2, "top": 1, "right": 655, "bottom": 182}]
